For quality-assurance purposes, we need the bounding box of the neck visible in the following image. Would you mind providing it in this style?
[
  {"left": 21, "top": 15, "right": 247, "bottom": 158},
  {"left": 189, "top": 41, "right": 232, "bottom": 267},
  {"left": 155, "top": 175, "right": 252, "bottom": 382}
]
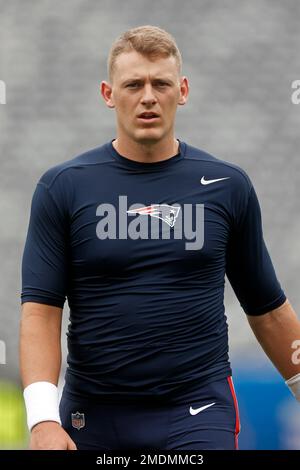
[{"left": 112, "top": 135, "right": 179, "bottom": 163}]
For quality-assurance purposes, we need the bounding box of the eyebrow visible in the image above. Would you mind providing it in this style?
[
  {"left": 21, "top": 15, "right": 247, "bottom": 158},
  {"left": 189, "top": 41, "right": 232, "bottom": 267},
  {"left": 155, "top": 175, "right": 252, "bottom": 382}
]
[{"left": 121, "top": 77, "right": 174, "bottom": 86}]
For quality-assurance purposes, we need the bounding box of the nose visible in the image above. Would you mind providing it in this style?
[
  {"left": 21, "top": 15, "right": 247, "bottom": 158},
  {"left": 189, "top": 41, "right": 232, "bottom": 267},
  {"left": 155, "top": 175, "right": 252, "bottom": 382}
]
[{"left": 140, "top": 84, "right": 157, "bottom": 106}]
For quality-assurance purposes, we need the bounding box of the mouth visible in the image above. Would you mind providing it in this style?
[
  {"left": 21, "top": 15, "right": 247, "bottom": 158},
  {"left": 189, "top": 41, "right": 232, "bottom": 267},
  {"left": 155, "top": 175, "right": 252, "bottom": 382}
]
[{"left": 137, "top": 112, "right": 160, "bottom": 123}]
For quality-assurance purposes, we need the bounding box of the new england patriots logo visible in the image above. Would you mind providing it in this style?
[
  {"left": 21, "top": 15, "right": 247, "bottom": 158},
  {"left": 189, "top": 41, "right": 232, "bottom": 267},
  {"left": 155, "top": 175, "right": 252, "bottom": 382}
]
[{"left": 127, "top": 204, "right": 180, "bottom": 228}]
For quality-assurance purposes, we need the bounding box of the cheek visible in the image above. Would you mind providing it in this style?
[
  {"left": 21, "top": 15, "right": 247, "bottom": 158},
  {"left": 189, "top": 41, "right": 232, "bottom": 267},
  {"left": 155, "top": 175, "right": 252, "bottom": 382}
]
[
  {"left": 120, "top": 99, "right": 137, "bottom": 115},
  {"left": 164, "top": 95, "right": 178, "bottom": 110}
]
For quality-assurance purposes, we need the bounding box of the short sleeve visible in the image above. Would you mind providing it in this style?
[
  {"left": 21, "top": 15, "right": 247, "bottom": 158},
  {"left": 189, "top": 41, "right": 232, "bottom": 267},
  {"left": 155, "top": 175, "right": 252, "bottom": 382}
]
[
  {"left": 21, "top": 182, "right": 69, "bottom": 308},
  {"left": 226, "top": 184, "right": 286, "bottom": 315}
]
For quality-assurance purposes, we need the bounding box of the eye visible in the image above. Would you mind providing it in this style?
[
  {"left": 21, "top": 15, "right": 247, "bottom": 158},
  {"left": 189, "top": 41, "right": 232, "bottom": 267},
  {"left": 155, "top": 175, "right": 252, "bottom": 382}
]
[{"left": 126, "top": 83, "right": 139, "bottom": 88}]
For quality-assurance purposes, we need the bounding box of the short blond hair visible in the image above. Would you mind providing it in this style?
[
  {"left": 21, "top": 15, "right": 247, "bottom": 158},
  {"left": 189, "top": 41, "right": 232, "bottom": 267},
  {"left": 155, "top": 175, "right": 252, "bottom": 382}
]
[{"left": 107, "top": 25, "right": 182, "bottom": 82}]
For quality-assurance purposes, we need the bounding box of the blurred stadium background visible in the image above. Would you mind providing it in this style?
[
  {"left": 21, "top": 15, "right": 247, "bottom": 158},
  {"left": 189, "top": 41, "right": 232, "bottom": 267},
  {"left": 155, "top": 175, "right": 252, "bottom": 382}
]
[{"left": 0, "top": 0, "right": 300, "bottom": 449}]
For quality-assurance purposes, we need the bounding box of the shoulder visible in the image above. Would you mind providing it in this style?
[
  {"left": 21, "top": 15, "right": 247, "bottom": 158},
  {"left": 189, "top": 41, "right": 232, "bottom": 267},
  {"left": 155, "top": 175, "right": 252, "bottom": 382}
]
[
  {"left": 38, "top": 142, "right": 113, "bottom": 189},
  {"left": 184, "top": 141, "right": 253, "bottom": 196}
]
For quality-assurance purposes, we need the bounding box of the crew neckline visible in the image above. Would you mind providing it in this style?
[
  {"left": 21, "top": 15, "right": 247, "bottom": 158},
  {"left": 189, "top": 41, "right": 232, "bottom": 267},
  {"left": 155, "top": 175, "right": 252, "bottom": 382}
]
[{"left": 107, "top": 138, "right": 186, "bottom": 170}]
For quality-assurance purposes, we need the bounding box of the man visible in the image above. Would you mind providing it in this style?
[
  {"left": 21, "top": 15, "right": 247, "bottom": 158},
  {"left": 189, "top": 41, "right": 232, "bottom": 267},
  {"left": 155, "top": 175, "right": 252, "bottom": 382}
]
[{"left": 20, "top": 25, "right": 300, "bottom": 450}]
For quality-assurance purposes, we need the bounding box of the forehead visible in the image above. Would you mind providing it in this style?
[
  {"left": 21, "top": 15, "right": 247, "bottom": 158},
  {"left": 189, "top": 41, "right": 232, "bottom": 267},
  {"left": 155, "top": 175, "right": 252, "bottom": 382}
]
[{"left": 113, "top": 51, "right": 178, "bottom": 82}]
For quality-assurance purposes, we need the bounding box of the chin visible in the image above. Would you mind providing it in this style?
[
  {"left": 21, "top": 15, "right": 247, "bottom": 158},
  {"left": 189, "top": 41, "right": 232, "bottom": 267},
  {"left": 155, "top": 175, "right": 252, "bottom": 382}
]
[{"left": 133, "top": 129, "right": 163, "bottom": 145}]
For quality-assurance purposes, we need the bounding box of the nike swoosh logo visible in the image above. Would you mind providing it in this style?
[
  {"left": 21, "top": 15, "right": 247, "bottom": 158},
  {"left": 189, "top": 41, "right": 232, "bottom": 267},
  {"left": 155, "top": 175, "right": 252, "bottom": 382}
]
[
  {"left": 189, "top": 402, "right": 216, "bottom": 415},
  {"left": 200, "top": 176, "right": 230, "bottom": 185}
]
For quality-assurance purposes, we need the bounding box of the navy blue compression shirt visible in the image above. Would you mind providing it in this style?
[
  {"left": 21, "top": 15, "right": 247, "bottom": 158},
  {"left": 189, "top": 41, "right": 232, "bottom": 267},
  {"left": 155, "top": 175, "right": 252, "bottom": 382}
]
[{"left": 21, "top": 139, "right": 286, "bottom": 402}]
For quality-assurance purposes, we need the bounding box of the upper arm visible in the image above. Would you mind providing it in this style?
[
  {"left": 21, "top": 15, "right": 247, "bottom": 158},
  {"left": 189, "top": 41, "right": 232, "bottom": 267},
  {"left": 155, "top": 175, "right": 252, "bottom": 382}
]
[
  {"left": 21, "top": 302, "right": 63, "bottom": 331},
  {"left": 21, "top": 182, "right": 69, "bottom": 309},
  {"left": 226, "top": 184, "right": 286, "bottom": 316}
]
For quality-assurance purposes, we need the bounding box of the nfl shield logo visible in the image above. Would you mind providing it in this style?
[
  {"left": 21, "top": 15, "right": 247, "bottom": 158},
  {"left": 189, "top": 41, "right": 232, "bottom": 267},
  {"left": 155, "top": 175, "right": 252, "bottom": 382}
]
[{"left": 71, "top": 411, "right": 85, "bottom": 430}]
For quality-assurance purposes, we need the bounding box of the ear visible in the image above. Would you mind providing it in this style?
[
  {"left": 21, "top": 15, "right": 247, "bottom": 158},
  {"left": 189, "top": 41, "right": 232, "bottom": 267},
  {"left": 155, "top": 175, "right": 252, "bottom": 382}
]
[
  {"left": 178, "top": 76, "right": 189, "bottom": 106},
  {"left": 100, "top": 81, "right": 115, "bottom": 109}
]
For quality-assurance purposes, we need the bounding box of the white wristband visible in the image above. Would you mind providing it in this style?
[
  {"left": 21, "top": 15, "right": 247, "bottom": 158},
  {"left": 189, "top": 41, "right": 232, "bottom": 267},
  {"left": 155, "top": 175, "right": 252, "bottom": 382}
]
[
  {"left": 285, "top": 373, "right": 300, "bottom": 402},
  {"left": 23, "top": 381, "right": 61, "bottom": 431}
]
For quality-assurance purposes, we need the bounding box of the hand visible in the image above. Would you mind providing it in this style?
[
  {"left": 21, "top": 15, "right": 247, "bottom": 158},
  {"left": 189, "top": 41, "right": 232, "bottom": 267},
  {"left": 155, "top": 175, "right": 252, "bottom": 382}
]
[{"left": 29, "top": 421, "right": 77, "bottom": 450}]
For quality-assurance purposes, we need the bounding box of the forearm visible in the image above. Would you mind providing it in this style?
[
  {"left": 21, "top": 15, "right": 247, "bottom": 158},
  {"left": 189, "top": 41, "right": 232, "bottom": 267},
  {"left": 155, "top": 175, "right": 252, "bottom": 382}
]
[
  {"left": 19, "top": 302, "right": 63, "bottom": 388},
  {"left": 247, "top": 299, "right": 300, "bottom": 380}
]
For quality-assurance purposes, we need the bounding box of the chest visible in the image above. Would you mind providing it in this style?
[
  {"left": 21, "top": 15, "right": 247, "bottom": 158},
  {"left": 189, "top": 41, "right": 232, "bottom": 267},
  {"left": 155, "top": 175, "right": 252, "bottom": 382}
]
[{"left": 68, "top": 179, "right": 232, "bottom": 277}]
